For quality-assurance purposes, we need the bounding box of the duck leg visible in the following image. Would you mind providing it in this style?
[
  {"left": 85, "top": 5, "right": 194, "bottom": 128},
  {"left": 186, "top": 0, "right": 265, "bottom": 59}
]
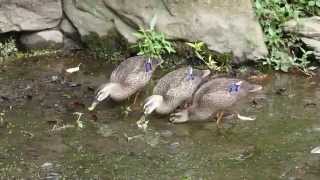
[
  {"left": 133, "top": 91, "right": 141, "bottom": 105},
  {"left": 216, "top": 111, "right": 224, "bottom": 128}
]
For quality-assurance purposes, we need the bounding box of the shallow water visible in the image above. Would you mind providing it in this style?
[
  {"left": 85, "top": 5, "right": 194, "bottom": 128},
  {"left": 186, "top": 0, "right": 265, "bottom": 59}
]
[{"left": 0, "top": 54, "right": 320, "bottom": 179}]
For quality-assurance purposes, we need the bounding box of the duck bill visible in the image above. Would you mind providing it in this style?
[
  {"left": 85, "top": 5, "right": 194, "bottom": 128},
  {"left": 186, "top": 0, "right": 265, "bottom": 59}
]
[{"left": 88, "top": 100, "right": 99, "bottom": 111}]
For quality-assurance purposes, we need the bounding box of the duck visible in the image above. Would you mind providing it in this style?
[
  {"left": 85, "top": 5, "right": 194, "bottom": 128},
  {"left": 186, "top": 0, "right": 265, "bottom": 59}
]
[
  {"left": 143, "top": 67, "right": 210, "bottom": 115},
  {"left": 88, "top": 56, "right": 161, "bottom": 111},
  {"left": 169, "top": 77, "right": 262, "bottom": 126}
]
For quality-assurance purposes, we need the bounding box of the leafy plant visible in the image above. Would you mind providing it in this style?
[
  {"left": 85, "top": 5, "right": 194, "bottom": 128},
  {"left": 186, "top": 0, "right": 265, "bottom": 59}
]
[
  {"left": 132, "top": 15, "right": 175, "bottom": 59},
  {"left": 294, "top": 47, "right": 316, "bottom": 75},
  {"left": 0, "top": 38, "right": 17, "bottom": 61},
  {"left": 186, "top": 41, "right": 232, "bottom": 72},
  {"left": 254, "top": 0, "right": 319, "bottom": 74},
  {"left": 83, "top": 32, "right": 127, "bottom": 63}
]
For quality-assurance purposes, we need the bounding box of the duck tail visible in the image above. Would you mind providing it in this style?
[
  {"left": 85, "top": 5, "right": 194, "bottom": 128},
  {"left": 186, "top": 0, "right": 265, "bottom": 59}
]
[
  {"left": 143, "top": 95, "right": 163, "bottom": 114},
  {"left": 249, "top": 84, "right": 263, "bottom": 92}
]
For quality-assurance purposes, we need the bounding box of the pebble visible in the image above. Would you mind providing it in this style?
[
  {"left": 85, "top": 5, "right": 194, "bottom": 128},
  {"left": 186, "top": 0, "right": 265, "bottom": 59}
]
[
  {"left": 159, "top": 130, "right": 173, "bottom": 138},
  {"left": 97, "top": 124, "right": 114, "bottom": 137}
]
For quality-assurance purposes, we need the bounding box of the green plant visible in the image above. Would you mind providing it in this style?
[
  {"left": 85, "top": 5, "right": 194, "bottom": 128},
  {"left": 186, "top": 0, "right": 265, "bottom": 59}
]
[
  {"left": 238, "top": 66, "right": 248, "bottom": 74},
  {"left": 186, "top": 41, "right": 232, "bottom": 72},
  {"left": 254, "top": 0, "right": 319, "bottom": 74},
  {"left": 16, "top": 49, "right": 61, "bottom": 59},
  {"left": 132, "top": 15, "right": 175, "bottom": 59},
  {"left": 83, "top": 32, "right": 127, "bottom": 63},
  {"left": 0, "top": 38, "right": 17, "bottom": 61},
  {"left": 294, "top": 47, "right": 316, "bottom": 75}
]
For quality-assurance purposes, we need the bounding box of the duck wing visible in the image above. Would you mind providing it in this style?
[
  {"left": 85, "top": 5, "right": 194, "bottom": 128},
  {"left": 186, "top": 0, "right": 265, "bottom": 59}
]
[
  {"left": 199, "top": 90, "right": 238, "bottom": 109},
  {"left": 110, "top": 56, "right": 152, "bottom": 88},
  {"left": 154, "top": 67, "right": 205, "bottom": 100},
  {"left": 193, "top": 78, "right": 252, "bottom": 106},
  {"left": 153, "top": 67, "right": 187, "bottom": 95}
]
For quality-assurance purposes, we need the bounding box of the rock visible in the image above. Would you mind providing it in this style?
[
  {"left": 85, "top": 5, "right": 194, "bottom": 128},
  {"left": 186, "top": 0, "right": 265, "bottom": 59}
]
[
  {"left": 169, "top": 142, "right": 180, "bottom": 149},
  {"left": 283, "top": 16, "right": 320, "bottom": 61},
  {"left": 144, "top": 131, "right": 160, "bottom": 147},
  {"left": 20, "top": 30, "right": 63, "bottom": 50},
  {"left": 41, "top": 162, "right": 54, "bottom": 170},
  {"left": 63, "top": 0, "right": 267, "bottom": 63},
  {"left": 63, "top": 37, "right": 82, "bottom": 51},
  {"left": 63, "top": 0, "right": 113, "bottom": 37},
  {"left": 168, "top": 142, "right": 180, "bottom": 154},
  {"left": 0, "top": 0, "right": 62, "bottom": 32},
  {"left": 59, "top": 18, "right": 78, "bottom": 40},
  {"left": 159, "top": 130, "right": 173, "bottom": 138},
  {"left": 283, "top": 16, "right": 320, "bottom": 40},
  {"left": 301, "top": 38, "right": 320, "bottom": 61},
  {"left": 39, "top": 162, "right": 61, "bottom": 180},
  {"left": 97, "top": 124, "right": 114, "bottom": 137},
  {"left": 59, "top": 18, "right": 82, "bottom": 51}
]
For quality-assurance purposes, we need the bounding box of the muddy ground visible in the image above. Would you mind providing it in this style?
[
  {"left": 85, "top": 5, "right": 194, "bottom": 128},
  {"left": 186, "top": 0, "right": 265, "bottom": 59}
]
[{"left": 0, "top": 54, "right": 320, "bottom": 179}]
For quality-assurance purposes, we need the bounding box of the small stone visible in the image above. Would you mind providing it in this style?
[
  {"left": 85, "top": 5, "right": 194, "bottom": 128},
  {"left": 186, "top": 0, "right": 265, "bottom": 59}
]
[
  {"left": 145, "top": 132, "right": 160, "bottom": 147},
  {"left": 168, "top": 142, "right": 180, "bottom": 154},
  {"left": 97, "top": 124, "right": 114, "bottom": 137},
  {"left": 159, "top": 130, "right": 173, "bottom": 138},
  {"left": 51, "top": 76, "right": 58, "bottom": 82},
  {"left": 41, "top": 162, "right": 53, "bottom": 169}
]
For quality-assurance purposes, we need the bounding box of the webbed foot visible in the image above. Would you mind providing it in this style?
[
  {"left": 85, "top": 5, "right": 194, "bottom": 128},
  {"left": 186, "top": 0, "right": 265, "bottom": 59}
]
[{"left": 169, "top": 110, "right": 189, "bottom": 123}]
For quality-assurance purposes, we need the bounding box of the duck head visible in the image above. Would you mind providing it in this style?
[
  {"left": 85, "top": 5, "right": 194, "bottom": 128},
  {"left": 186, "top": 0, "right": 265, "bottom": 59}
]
[{"left": 88, "top": 83, "right": 116, "bottom": 111}]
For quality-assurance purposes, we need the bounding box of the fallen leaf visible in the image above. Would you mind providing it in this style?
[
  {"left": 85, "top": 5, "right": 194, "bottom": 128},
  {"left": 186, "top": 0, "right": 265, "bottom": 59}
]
[
  {"left": 66, "top": 63, "right": 81, "bottom": 73},
  {"left": 237, "top": 114, "right": 256, "bottom": 121}
]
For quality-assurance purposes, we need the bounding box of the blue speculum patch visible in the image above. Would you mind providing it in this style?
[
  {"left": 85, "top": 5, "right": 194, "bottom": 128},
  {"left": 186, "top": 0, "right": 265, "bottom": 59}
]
[
  {"left": 145, "top": 61, "right": 152, "bottom": 72},
  {"left": 228, "top": 83, "right": 240, "bottom": 93},
  {"left": 187, "top": 67, "right": 194, "bottom": 80}
]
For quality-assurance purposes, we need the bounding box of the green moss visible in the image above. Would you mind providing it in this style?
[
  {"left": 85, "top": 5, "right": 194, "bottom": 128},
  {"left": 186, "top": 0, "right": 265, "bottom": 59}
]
[{"left": 82, "top": 31, "right": 129, "bottom": 63}]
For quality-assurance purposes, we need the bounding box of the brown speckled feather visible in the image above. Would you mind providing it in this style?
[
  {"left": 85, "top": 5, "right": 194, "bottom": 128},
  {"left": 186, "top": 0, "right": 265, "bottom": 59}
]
[
  {"left": 153, "top": 67, "right": 208, "bottom": 102},
  {"left": 110, "top": 56, "right": 159, "bottom": 89},
  {"left": 193, "top": 78, "right": 254, "bottom": 108}
]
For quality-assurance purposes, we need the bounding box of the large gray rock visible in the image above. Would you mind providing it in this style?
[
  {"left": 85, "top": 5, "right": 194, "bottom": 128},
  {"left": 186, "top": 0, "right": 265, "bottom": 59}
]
[
  {"left": 283, "top": 16, "right": 320, "bottom": 61},
  {"left": 283, "top": 16, "right": 320, "bottom": 40},
  {"left": 63, "top": 0, "right": 113, "bottom": 38},
  {"left": 59, "top": 18, "right": 78, "bottom": 40},
  {"left": 0, "top": 0, "right": 62, "bottom": 32},
  {"left": 59, "top": 18, "right": 82, "bottom": 50},
  {"left": 302, "top": 38, "right": 320, "bottom": 61},
  {"left": 63, "top": 37, "right": 82, "bottom": 51},
  {"left": 20, "top": 30, "right": 63, "bottom": 49},
  {"left": 63, "top": 0, "right": 267, "bottom": 63}
]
